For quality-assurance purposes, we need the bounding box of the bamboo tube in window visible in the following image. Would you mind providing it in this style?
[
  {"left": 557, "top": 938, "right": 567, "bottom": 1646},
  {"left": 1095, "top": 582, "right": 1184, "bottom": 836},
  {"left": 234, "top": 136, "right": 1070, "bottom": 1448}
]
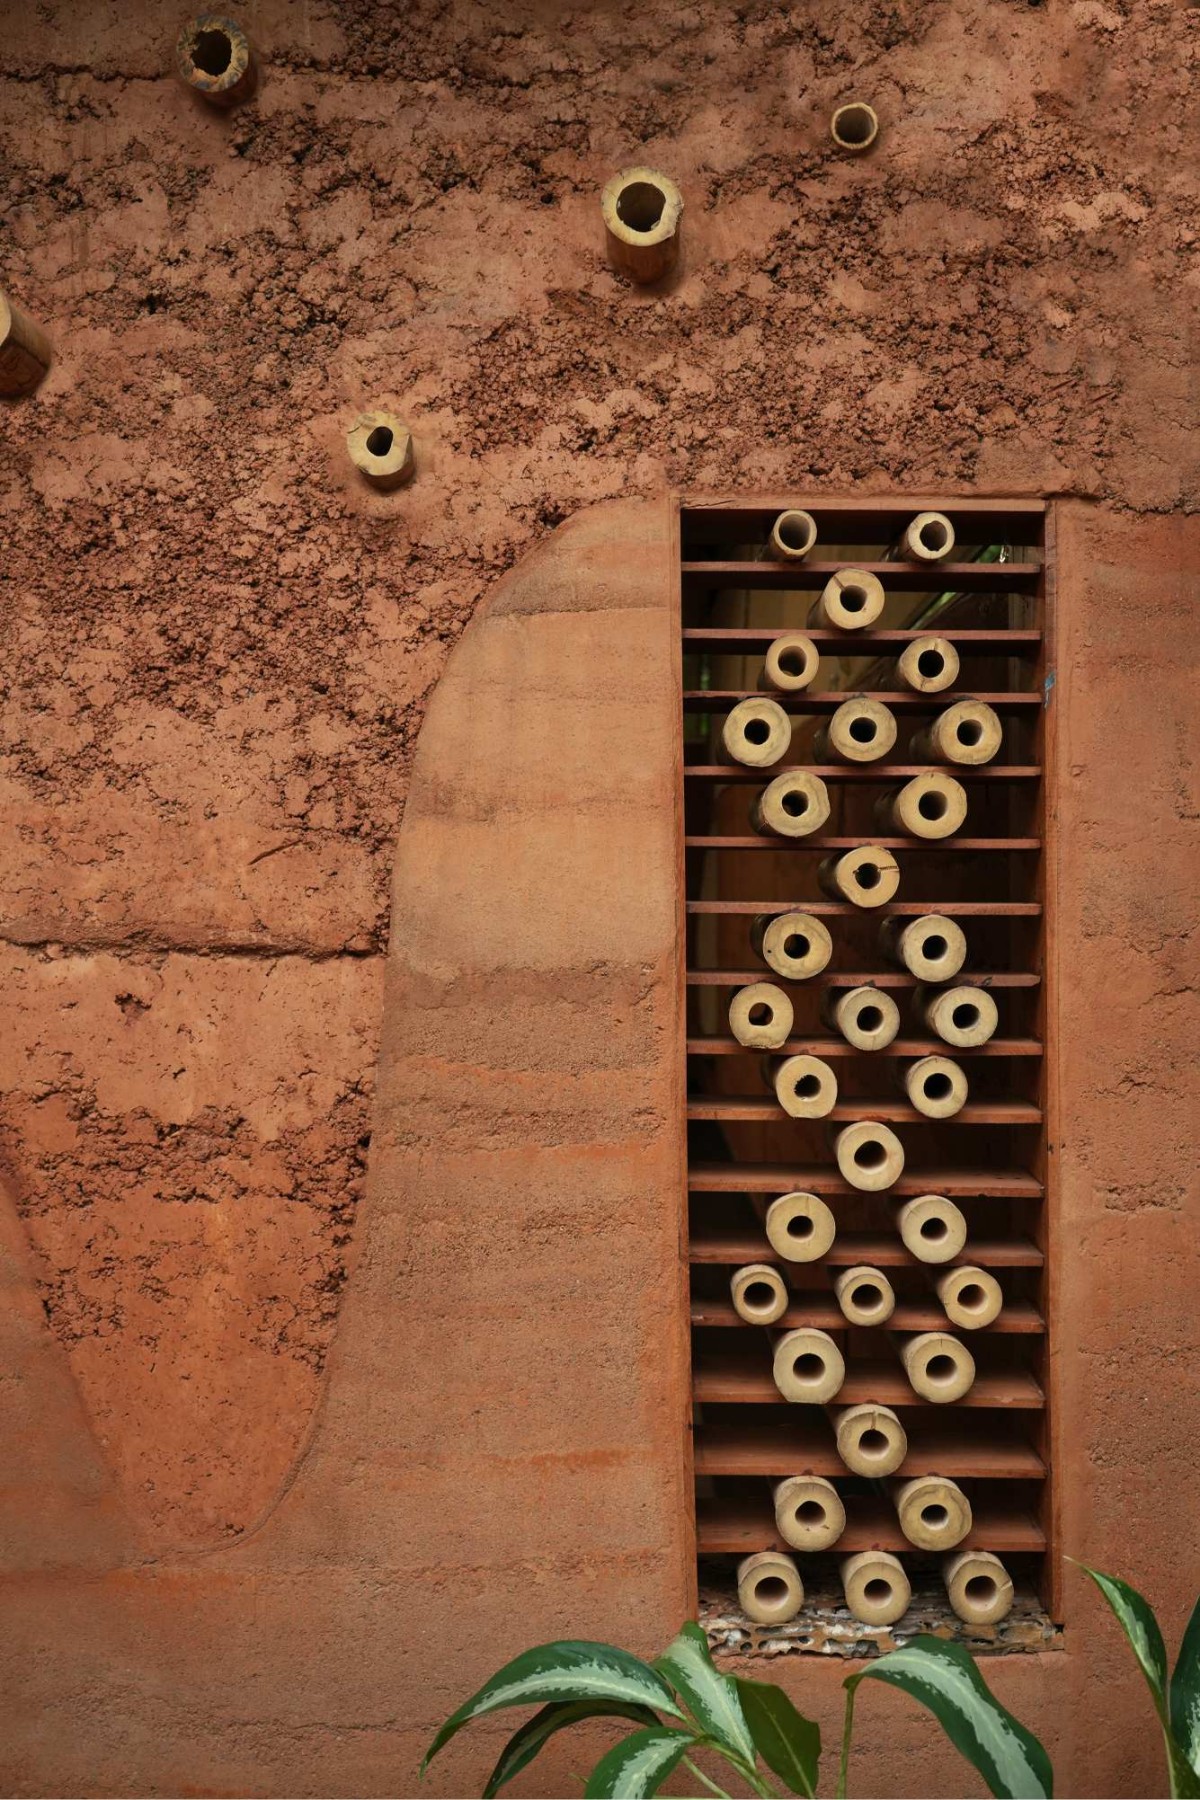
[
  {"left": 752, "top": 769, "right": 831, "bottom": 838},
  {"left": 720, "top": 697, "right": 791, "bottom": 768},
  {"left": 841, "top": 1550, "right": 911, "bottom": 1626},
  {"left": 898, "top": 1330, "right": 975, "bottom": 1403},
  {"left": 896, "top": 635, "right": 959, "bottom": 694},
  {"left": 773, "top": 1475, "right": 846, "bottom": 1551},
  {"left": 766, "top": 1054, "right": 838, "bottom": 1120},
  {"left": 834, "top": 1265, "right": 895, "bottom": 1326},
  {"left": 881, "top": 914, "right": 967, "bottom": 982},
  {"left": 903, "top": 1054, "right": 968, "bottom": 1119},
  {"left": 730, "top": 1263, "right": 790, "bottom": 1325},
  {"left": 752, "top": 912, "right": 833, "bottom": 981},
  {"left": 738, "top": 1551, "right": 804, "bottom": 1624},
  {"left": 759, "top": 633, "right": 820, "bottom": 692},
  {"left": 893, "top": 1475, "right": 972, "bottom": 1551},
  {"left": 819, "top": 846, "right": 900, "bottom": 909},
  {"left": 729, "top": 982, "right": 794, "bottom": 1049},
  {"left": 895, "top": 1193, "right": 967, "bottom": 1264},
  {"left": 875, "top": 771, "right": 967, "bottom": 840},
  {"left": 833, "top": 1402, "right": 907, "bottom": 1477},
  {"left": 809, "top": 568, "right": 885, "bottom": 630},
  {"left": 764, "top": 1191, "right": 836, "bottom": 1262},
  {"left": 834, "top": 1121, "right": 905, "bottom": 1192},
  {"left": 912, "top": 698, "right": 1002, "bottom": 767},
  {"left": 823, "top": 984, "right": 900, "bottom": 1051},
  {"left": 772, "top": 1327, "right": 845, "bottom": 1403},
  {"left": 944, "top": 1550, "right": 1015, "bottom": 1626},
  {"left": 900, "top": 511, "right": 955, "bottom": 563},
  {"left": 767, "top": 510, "right": 817, "bottom": 561},
  {"left": 936, "top": 1266, "right": 1003, "bottom": 1330},
  {"left": 813, "top": 696, "right": 896, "bottom": 762},
  {"left": 918, "top": 984, "right": 998, "bottom": 1049}
]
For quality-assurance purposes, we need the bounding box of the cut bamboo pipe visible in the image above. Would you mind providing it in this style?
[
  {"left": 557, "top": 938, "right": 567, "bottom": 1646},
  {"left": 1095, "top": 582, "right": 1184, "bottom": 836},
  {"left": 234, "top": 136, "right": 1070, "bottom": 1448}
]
[
  {"left": 759, "top": 633, "right": 819, "bottom": 692},
  {"left": 834, "top": 1264, "right": 895, "bottom": 1327},
  {"left": 751, "top": 770, "right": 831, "bottom": 838},
  {"left": 833, "top": 1402, "right": 907, "bottom": 1477},
  {"left": 824, "top": 984, "right": 900, "bottom": 1051},
  {"left": 918, "top": 983, "right": 999, "bottom": 1048},
  {"left": 720, "top": 697, "right": 792, "bottom": 768},
  {"left": 601, "top": 167, "right": 682, "bottom": 282},
  {"left": 765, "top": 1191, "right": 836, "bottom": 1262},
  {"left": 814, "top": 696, "right": 897, "bottom": 762},
  {"left": 893, "top": 1475, "right": 972, "bottom": 1551},
  {"left": 819, "top": 846, "right": 900, "bottom": 909},
  {"left": 876, "top": 771, "right": 967, "bottom": 840},
  {"left": 841, "top": 1550, "right": 910, "bottom": 1626},
  {"left": 912, "top": 698, "right": 1002, "bottom": 767},
  {"left": 900, "top": 511, "right": 955, "bottom": 563},
  {"left": 895, "top": 1193, "right": 967, "bottom": 1264},
  {"left": 903, "top": 1054, "right": 968, "bottom": 1120},
  {"left": 767, "top": 510, "right": 818, "bottom": 561},
  {"left": 347, "top": 413, "right": 416, "bottom": 490},
  {"left": 896, "top": 635, "right": 959, "bottom": 695},
  {"left": 0, "top": 290, "right": 53, "bottom": 396},
  {"left": 773, "top": 1474, "right": 846, "bottom": 1551},
  {"left": 881, "top": 914, "right": 967, "bottom": 983},
  {"left": 834, "top": 1121, "right": 905, "bottom": 1192},
  {"left": 944, "top": 1550, "right": 1015, "bottom": 1626},
  {"left": 752, "top": 911, "right": 833, "bottom": 981},
  {"left": 809, "top": 568, "right": 885, "bottom": 630},
  {"left": 936, "top": 1265, "right": 1003, "bottom": 1330},
  {"left": 772, "top": 1327, "right": 845, "bottom": 1403},
  {"left": 898, "top": 1330, "right": 976, "bottom": 1403},
  {"left": 738, "top": 1550, "right": 804, "bottom": 1624},
  {"left": 830, "top": 101, "right": 879, "bottom": 153},
  {"left": 730, "top": 1262, "right": 790, "bottom": 1325},
  {"left": 729, "top": 981, "right": 794, "bottom": 1049},
  {"left": 767, "top": 1054, "right": 838, "bottom": 1120},
  {"left": 175, "top": 15, "right": 257, "bottom": 106}
]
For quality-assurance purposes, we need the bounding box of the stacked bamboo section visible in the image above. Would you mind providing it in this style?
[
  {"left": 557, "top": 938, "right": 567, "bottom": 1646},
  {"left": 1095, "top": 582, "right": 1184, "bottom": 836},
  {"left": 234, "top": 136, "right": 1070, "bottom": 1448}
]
[{"left": 681, "top": 499, "right": 1053, "bottom": 1632}]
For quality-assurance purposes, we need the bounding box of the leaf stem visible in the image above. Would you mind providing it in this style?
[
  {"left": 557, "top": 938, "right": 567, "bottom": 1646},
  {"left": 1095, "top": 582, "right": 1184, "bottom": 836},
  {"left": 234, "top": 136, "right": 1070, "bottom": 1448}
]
[
  {"left": 836, "top": 1682, "right": 858, "bottom": 1800},
  {"left": 682, "top": 1754, "right": 734, "bottom": 1799}
]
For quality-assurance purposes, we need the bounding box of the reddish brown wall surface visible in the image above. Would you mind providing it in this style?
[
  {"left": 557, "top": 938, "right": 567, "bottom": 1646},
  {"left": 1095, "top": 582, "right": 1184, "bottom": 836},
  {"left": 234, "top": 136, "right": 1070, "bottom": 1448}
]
[{"left": 1, "top": 2, "right": 1198, "bottom": 1795}]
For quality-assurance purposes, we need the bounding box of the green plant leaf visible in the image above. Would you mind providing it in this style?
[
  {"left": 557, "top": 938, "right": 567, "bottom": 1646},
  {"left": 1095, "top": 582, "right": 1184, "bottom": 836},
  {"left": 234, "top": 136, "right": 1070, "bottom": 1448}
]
[
  {"left": 1079, "top": 1564, "right": 1169, "bottom": 1723},
  {"left": 1171, "top": 1595, "right": 1200, "bottom": 1783},
  {"left": 582, "top": 1725, "right": 693, "bottom": 1798},
  {"left": 735, "top": 1676, "right": 820, "bottom": 1796},
  {"left": 482, "top": 1700, "right": 661, "bottom": 1797},
  {"left": 846, "top": 1636, "right": 1052, "bottom": 1799},
  {"left": 655, "top": 1622, "right": 756, "bottom": 1766},
  {"left": 422, "top": 1641, "right": 684, "bottom": 1772}
]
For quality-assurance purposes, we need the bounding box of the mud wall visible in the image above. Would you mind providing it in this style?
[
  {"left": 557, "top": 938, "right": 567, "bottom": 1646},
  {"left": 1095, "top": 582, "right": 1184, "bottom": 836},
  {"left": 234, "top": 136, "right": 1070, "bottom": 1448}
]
[{"left": 1, "top": 1, "right": 1198, "bottom": 1795}]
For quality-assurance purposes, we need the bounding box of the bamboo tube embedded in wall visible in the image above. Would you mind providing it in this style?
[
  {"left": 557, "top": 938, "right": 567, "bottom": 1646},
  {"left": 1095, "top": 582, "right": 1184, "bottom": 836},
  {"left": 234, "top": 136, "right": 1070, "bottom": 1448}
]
[
  {"left": 936, "top": 1265, "right": 1003, "bottom": 1330},
  {"left": 601, "top": 168, "right": 683, "bottom": 283},
  {"left": 893, "top": 1474, "right": 973, "bottom": 1551},
  {"left": 759, "top": 633, "right": 819, "bottom": 692},
  {"left": 814, "top": 696, "right": 897, "bottom": 763},
  {"left": 896, "top": 635, "right": 959, "bottom": 694},
  {"left": 752, "top": 911, "right": 833, "bottom": 981},
  {"left": 719, "top": 697, "right": 792, "bottom": 768},
  {"left": 772, "top": 1327, "right": 845, "bottom": 1403},
  {"left": 729, "top": 982, "right": 794, "bottom": 1049},
  {"left": 834, "top": 1264, "right": 895, "bottom": 1327},
  {"left": 730, "top": 1262, "right": 790, "bottom": 1325},
  {"left": 875, "top": 771, "right": 967, "bottom": 840},
  {"left": 767, "top": 1053, "right": 838, "bottom": 1120},
  {"left": 823, "top": 984, "right": 901, "bottom": 1051},
  {"left": 895, "top": 1193, "right": 967, "bottom": 1263},
  {"left": 881, "top": 914, "right": 967, "bottom": 982},
  {"left": 767, "top": 510, "right": 818, "bottom": 561},
  {"left": 903, "top": 1054, "right": 968, "bottom": 1119},
  {"left": 834, "top": 1121, "right": 905, "bottom": 1192},
  {"left": 943, "top": 1550, "right": 1015, "bottom": 1626},
  {"left": 737, "top": 1551, "right": 804, "bottom": 1624},
  {"left": 175, "top": 14, "right": 258, "bottom": 106},
  {"left": 900, "top": 511, "right": 955, "bottom": 563},
  {"left": 809, "top": 568, "right": 886, "bottom": 630},
  {"left": 819, "top": 846, "right": 901, "bottom": 909},
  {"left": 918, "top": 983, "right": 999, "bottom": 1048},
  {"left": 751, "top": 769, "right": 831, "bottom": 838},
  {"left": 0, "top": 290, "right": 53, "bottom": 396},
  {"left": 841, "top": 1550, "right": 911, "bottom": 1626},
  {"left": 898, "top": 1330, "right": 976, "bottom": 1403},
  {"left": 911, "top": 698, "right": 1002, "bottom": 766},
  {"left": 773, "top": 1474, "right": 846, "bottom": 1551},
  {"left": 764, "top": 1191, "right": 836, "bottom": 1262},
  {"left": 833, "top": 1402, "right": 907, "bottom": 1477}
]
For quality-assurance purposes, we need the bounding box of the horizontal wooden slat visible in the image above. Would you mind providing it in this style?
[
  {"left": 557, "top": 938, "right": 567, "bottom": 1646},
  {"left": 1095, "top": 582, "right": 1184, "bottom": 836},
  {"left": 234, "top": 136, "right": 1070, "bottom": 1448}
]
[
  {"left": 682, "top": 628, "right": 1042, "bottom": 651},
  {"left": 686, "top": 1098, "right": 1041, "bottom": 1127},
  {"left": 696, "top": 1496, "right": 1046, "bottom": 1554},
  {"left": 683, "top": 763, "right": 1042, "bottom": 782},
  {"left": 686, "top": 900, "right": 1042, "bottom": 915},
  {"left": 681, "top": 562, "right": 1041, "bottom": 593},
  {"left": 687, "top": 1037, "right": 1043, "bottom": 1058},
  {"left": 691, "top": 1294, "right": 1043, "bottom": 1334},
  {"left": 686, "top": 836, "right": 1041, "bottom": 851},
  {"left": 694, "top": 1414, "right": 1045, "bottom": 1479},
  {"left": 681, "top": 497, "right": 1046, "bottom": 535},
  {"left": 693, "top": 1352, "right": 1044, "bottom": 1410},
  {"left": 682, "top": 689, "right": 1039, "bottom": 709},
  {"left": 687, "top": 1164, "right": 1042, "bottom": 1198},
  {"left": 687, "top": 1225, "right": 1044, "bottom": 1269},
  {"left": 686, "top": 970, "right": 1037, "bottom": 988}
]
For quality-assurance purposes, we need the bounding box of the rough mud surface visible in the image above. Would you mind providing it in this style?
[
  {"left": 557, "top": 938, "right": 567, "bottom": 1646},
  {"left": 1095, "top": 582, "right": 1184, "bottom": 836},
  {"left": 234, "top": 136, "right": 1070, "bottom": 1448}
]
[{"left": 0, "top": 0, "right": 1197, "bottom": 1545}]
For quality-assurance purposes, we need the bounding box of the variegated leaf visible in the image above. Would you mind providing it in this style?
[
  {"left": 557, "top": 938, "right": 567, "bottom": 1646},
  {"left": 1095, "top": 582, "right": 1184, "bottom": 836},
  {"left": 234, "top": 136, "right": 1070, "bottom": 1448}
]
[
  {"left": 583, "top": 1725, "right": 692, "bottom": 1798},
  {"left": 655, "top": 1621, "right": 756, "bottom": 1766},
  {"left": 1171, "top": 1596, "right": 1200, "bottom": 1786},
  {"left": 482, "top": 1700, "right": 660, "bottom": 1797}
]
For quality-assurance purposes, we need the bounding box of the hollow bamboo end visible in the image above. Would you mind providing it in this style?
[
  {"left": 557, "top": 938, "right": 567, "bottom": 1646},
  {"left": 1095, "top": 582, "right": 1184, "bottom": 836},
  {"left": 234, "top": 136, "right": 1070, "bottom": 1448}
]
[
  {"left": 830, "top": 984, "right": 901, "bottom": 1051},
  {"left": 895, "top": 1193, "right": 968, "bottom": 1264},
  {"left": 752, "top": 770, "right": 831, "bottom": 838},
  {"left": 900, "top": 1330, "right": 976, "bottom": 1403},
  {"left": 936, "top": 1265, "right": 1004, "bottom": 1330},
  {"left": 601, "top": 167, "right": 683, "bottom": 283},
  {"left": 883, "top": 914, "right": 968, "bottom": 983},
  {"left": 773, "top": 1474, "right": 846, "bottom": 1551},
  {"left": 896, "top": 635, "right": 960, "bottom": 694},
  {"left": 771, "top": 1053, "right": 838, "bottom": 1120},
  {"left": 765, "top": 1191, "right": 837, "bottom": 1263},
  {"left": 768, "top": 509, "right": 818, "bottom": 561},
  {"left": 347, "top": 413, "right": 415, "bottom": 490},
  {"left": 905, "top": 1054, "right": 968, "bottom": 1119},
  {"left": 834, "top": 1120, "right": 905, "bottom": 1192},
  {"left": 894, "top": 1474, "right": 972, "bottom": 1551},
  {"left": 721, "top": 697, "right": 792, "bottom": 768},
  {"left": 841, "top": 1550, "right": 910, "bottom": 1626},
  {"left": 834, "top": 1264, "right": 896, "bottom": 1327},
  {"left": 772, "top": 1327, "right": 845, "bottom": 1404},
  {"left": 830, "top": 102, "right": 880, "bottom": 154},
  {"left": 729, "top": 981, "right": 794, "bottom": 1050},
  {"left": 825, "top": 696, "right": 897, "bottom": 762},
  {"left": 834, "top": 1403, "right": 907, "bottom": 1476},
  {"left": 901, "top": 511, "right": 955, "bottom": 562},
  {"left": 944, "top": 1550, "right": 1015, "bottom": 1625},
  {"left": 730, "top": 1262, "right": 790, "bottom": 1325},
  {"left": 761, "top": 633, "right": 820, "bottom": 691},
  {"left": 921, "top": 983, "right": 999, "bottom": 1048},
  {"left": 737, "top": 1550, "right": 805, "bottom": 1624},
  {"left": 819, "top": 845, "right": 901, "bottom": 909},
  {"left": 754, "top": 911, "right": 833, "bottom": 981},
  {"left": 0, "top": 290, "right": 53, "bottom": 396},
  {"left": 925, "top": 698, "right": 1003, "bottom": 766},
  {"left": 883, "top": 771, "right": 968, "bottom": 840},
  {"left": 175, "top": 14, "right": 257, "bottom": 105},
  {"left": 810, "top": 567, "right": 887, "bottom": 632}
]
